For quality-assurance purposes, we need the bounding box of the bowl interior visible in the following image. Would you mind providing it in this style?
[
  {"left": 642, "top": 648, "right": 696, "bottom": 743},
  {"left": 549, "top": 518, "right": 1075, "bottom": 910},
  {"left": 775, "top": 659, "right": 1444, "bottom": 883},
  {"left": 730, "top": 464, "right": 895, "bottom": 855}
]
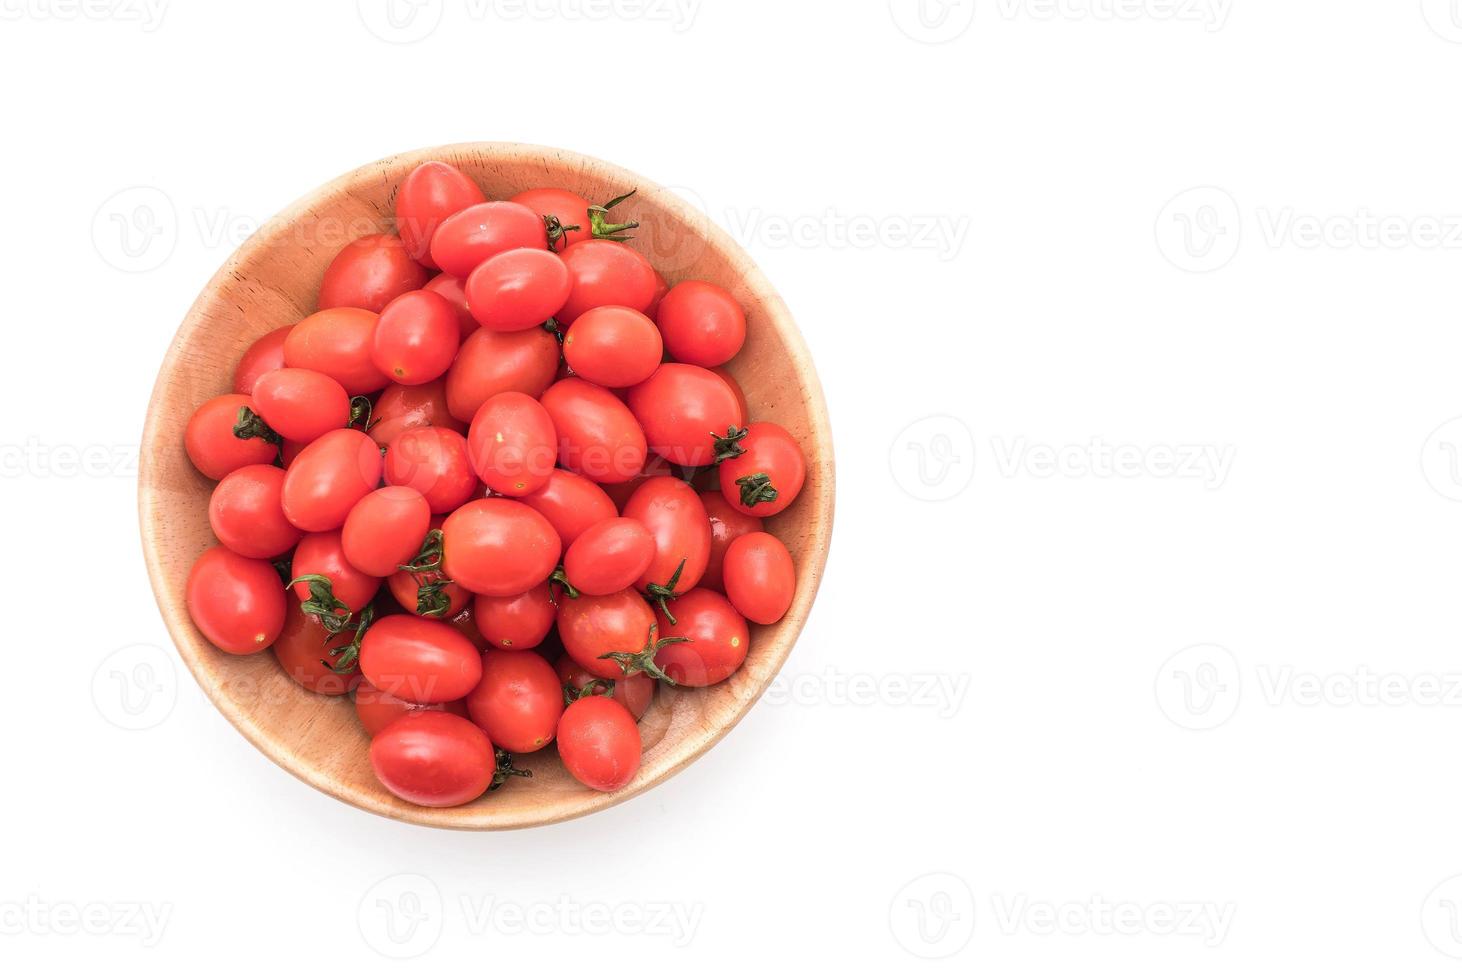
[{"left": 138, "top": 143, "right": 834, "bottom": 829}]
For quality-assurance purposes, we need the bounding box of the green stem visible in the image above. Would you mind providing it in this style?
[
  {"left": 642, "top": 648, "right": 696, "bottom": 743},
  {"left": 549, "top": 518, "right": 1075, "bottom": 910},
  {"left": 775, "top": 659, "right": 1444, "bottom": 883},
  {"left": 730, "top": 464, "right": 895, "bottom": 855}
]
[
  {"left": 736, "top": 472, "right": 779, "bottom": 509},
  {"left": 598, "top": 624, "right": 688, "bottom": 685}
]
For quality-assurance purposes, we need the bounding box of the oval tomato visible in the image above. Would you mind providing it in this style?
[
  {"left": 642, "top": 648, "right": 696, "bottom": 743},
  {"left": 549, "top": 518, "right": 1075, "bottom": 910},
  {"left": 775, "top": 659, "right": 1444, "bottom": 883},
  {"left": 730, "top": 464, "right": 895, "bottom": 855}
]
[
  {"left": 271, "top": 602, "right": 360, "bottom": 695},
  {"left": 716, "top": 421, "right": 807, "bottom": 517},
  {"left": 284, "top": 307, "right": 388, "bottom": 395},
  {"left": 556, "top": 239, "right": 657, "bottom": 325},
  {"left": 281, "top": 428, "right": 382, "bottom": 532},
  {"left": 722, "top": 531, "right": 795, "bottom": 625},
  {"left": 360, "top": 614, "right": 484, "bottom": 704},
  {"left": 562, "top": 305, "right": 662, "bottom": 387},
  {"left": 627, "top": 363, "right": 743, "bottom": 467},
  {"left": 385, "top": 520, "right": 469, "bottom": 619},
  {"left": 423, "top": 272, "right": 480, "bottom": 340},
  {"left": 465, "top": 649, "right": 564, "bottom": 753},
  {"left": 556, "top": 696, "right": 641, "bottom": 792},
  {"left": 186, "top": 546, "right": 287, "bottom": 654},
  {"left": 370, "top": 711, "right": 494, "bottom": 807},
  {"left": 563, "top": 517, "right": 654, "bottom": 596},
  {"left": 555, "top": 656, "right": 655, "bottom": 721},
  {"left": 371, "top": 289, "right": 461, "bottom": 384},
  {"left": 540, "top": 378, "right": 647, "bottom": 484},
  {"left": 444, "top": 323, "right": 560, "bottom": 423},
  {"left": 290, "top": 530, "right": 381, "bottom": 615},
  {"left": 318, "top": 233, "right": 430, "bottom": 313},
  {"left": 556, "top": 589, "right": 667, "bottom": 681},
  {"left": 430, "top": 201, "right": 548, "bottom": 279},
  {"left": 184, "top": 394, "right": 278, "bottom": 481},
  {"left": 233, "top": 325, "right": 293, "bottom": 395},
  {"left": 517, "top": 468, "right": 618, "bottom": 548},
  {"left": 382, "top": 426, "right": 476, "bottom": 514},
  {"left": 252, "top": 367, "right": 350, "bottom": 443},
  {"left": 369, "top": 378, "right": 466, "bottom": 447},
  {"left": 341, "top": 486, "right": 431, "bottom": 578},
  {"left": 208, "top": 463, "right": 301, "bottom": 559},
  {"left": 700, "top": 490, "right": 763, "bottom": 592},
  {"left": 655, "top": 279, "right": 746, "bottom": 367},
  {"left": 622, "top": 476, "right": 711, "bottom": 614},
  {"left": 473, "top": 584, "right": 557, "bottom": 651},
  {"left": 465, "top": 247, "right": 571, "bottom": 332},
  {"left": 442, "top": 498, "right": 561, "bottom": 597},
  {"left": 354, "top": 678, "right": 469, "bottom": 736},
  {"left": 467, "top": 392, "right": 557, "bottom": 496},
  {"left": 653, "top": 588, "right": 749, "bottom": 686},
  {"left": 395, "top": 161, "right": 486, "bottom": 266}
]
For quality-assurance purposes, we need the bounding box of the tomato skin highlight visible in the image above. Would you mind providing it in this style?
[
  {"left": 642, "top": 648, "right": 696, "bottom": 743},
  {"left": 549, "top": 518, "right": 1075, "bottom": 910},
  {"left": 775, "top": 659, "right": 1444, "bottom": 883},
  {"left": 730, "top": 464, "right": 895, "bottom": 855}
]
[
  {"left": 556, "top": 239, "right": 657, "bottom": 325},
  {"left": 562, "top": 305, "right": 663, "bottom": 388},
  {"left": 423, "top": 272, "right": 480, "bottom": 340},
  {"left": 466, "top": 649, "right": 564, "bottom": 753},
  {"left": 342, "top": 486, "right": 431, "bottom": 578},
  {"left": 653, "top": 588, "right": 749, "bottom": 686},
  {"left": 395, "top": 161, "right": 487, "bottom": 266},
  {"left": 271, "top": 602, "right": 361, "bottom": 695},
  {"left": 655, "top": 280, "right": 746, "bottom": 367},
  {"left": 556, "top": 696, "right": 641, "bottom": 792},
  {"left": 371, "top": 289, "right": 461, "bottom": 385},
  {"left": 185, "top": 394, "right": 278, "bottom": 481},
  {"left": 290, "top": 530, "right": 382, "bottom": 614},
  {"left": 370, "top": 711, "right": 495, "bottom": 807},
  {"left": 540, "top": 378, "right": 648, "bottom": 484},
  {"left": 622, "top": 476, "right": 711, "bottom": 595},
  {"left": 722, "top": 531, "right": 796, "bottom": 625},
  {"left": 382, "top": 426, "right": 477, "bottom": 515},
  {"left": 281, "top": 429, "right": 383, "bottom": 532},
  {"left": 467, "top": 392, "right": 558, "bottom": 497},
  {"left": 442, "top": 498, "right": 562, "bottom": 597},
  {"left": 555, "top": 657, "right": 655, "bottom": 721},
  {"left": 430, "top": 201, "right": 549, "bottom": 279},
  {"left": 556, "top": 589, "right": 659, "bottom": 680},
  {"left": 518, "top": 468, "right": 619, "bottom": 548},
  {"left": 700, "top": 490, "right": 763, "bottom": 592},
  {"left": 186, "top": 546, "right": 287, "bottom": 655},
  {"left": 369, "top": 378, "right": 466, "bottom": 447},
  {"left": 717, "top": 421, "right": 807, "bottom": 517},
  {"left": 360, "top": 614, "right": 484, "bottom": 704},
  {"left": 563, "top": 517, "right": 655, "bottom": 596},
  {"left": 354, "top": 678, "right": 469, "bottom": 736},
  {"left": 252, "top": 367, "right": 350, "bottom": 444},
  {"left": 465, "top": 247, "right": 572, "bottom": 332},
  {"left": 284, "top": 307, "right": 389, "bottom": 396},
  {"left": 627, "top": 363, "right": 744, "bottom": 467},
  {"left": 473, "top": 583, "right": 556, "bottom": 650},
  {"left": 318, "top": 233, "right": 430, "bottom": 313},
  {"left": 444, "top": 323, "right": 560, "bottom": 424},
  {"left": 209, "top": 463, "right": 301, "bottom": 559},
  {"left": 233, "top": 325, "right": 293, "bottom": 395}
]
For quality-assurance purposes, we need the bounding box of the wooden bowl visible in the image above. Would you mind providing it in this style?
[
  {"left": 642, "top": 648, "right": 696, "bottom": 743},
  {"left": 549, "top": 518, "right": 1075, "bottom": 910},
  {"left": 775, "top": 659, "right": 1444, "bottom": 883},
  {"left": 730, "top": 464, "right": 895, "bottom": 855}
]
[{"left": 137, "top": 143, "right": 835, "bottom": 830}]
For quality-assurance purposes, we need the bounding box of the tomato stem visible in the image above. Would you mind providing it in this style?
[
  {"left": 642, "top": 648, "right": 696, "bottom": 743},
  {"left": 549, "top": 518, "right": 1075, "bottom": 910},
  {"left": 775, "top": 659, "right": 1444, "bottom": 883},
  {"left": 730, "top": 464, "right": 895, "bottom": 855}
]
[
  {"left": 287, "top": 573, "right": 354, "bottom": 634},
  {"left": 348, "top": 395, "right": 374, "bottom": 431},
  {"left": 324, "top": 602, "right": 375, "bottom": 674},
  {"left": 549, "top": 566, "right": 580, "bottom": 600},
  {"left": 711, "top": 426, "right": 749, "bottom": 463},
  {"left": 540, "top": 316, "right": 565, "bottom": 344},
  {"left": 542, "top": 214, "right": 580, "bottom": 253},
  {"left": 599, "top": 623, "right": 687, "bottom": 685},
  {"left": 233, "top": 406, "right": 280, "bottom": 446},
  {"left": 643, "top": 557, "right": 687, "bottom": 624},
  {"left": 398, "top": 529, "right": 444, "bottom": 574},
  {"left": 735, "top": 472, "right": 778, "bottom": 508},
  {"left": 563, "top": 679, "right": 613, "bottom": 706},
  {"left": 589, "top": 189, "right": 640, "bottom": 242},
  {"left": 489, "top": 748, "right": 532, "bottom": 790}
]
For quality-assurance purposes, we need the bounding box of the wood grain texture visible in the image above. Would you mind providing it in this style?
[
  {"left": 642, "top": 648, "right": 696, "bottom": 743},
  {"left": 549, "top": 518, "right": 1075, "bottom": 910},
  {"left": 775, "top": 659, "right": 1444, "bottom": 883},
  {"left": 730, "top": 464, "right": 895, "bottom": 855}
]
[{"left": 138, "top": 143, "right": 835, "bottom": 830}]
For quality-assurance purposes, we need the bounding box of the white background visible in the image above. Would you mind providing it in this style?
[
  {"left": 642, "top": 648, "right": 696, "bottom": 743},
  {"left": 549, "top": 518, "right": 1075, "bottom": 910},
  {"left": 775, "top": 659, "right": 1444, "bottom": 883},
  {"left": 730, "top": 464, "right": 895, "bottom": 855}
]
[{"left": 6, "top": 0, "right": 1462, "bottom": 974}]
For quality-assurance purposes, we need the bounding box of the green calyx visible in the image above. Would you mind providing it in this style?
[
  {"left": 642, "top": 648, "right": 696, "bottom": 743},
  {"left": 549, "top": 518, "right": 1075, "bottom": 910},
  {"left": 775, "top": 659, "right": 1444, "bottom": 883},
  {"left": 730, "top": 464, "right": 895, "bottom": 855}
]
[
  {"left": 325, "top": 603, "right": 376, "bottom": 674},
  {"left": 598, "top": 623, "right": 688, "bottom": 686},
  {"left": 397, "top": 529, "right": 454, "bottom": 618},
  {"left": 711, "top": 426, "right": 749, "bottom": 463},
  {"left": 287, "top": 573, "right": 354, "bottom": 634},
  {"left": 736, "top": 472, "right": 778, "bottom": 508},
  {"left": 233, "top": 406, "right": 280, "bottom": 446},
  {"left": 489, "top": 749, "right": 533, "bottom": 791},
  {"left": 588, "top": 189, "right": 640, "bottom": 242},
  {"left": 642, "top": 557, "right": 687, "bottom": 624}
]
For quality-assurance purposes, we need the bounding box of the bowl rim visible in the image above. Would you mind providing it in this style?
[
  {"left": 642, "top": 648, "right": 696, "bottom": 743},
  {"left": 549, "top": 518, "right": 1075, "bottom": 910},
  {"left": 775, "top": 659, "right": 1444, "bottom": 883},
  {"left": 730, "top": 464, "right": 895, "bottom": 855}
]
[{"left": 138, "top": 142, "right": 835, "bottom": 830}]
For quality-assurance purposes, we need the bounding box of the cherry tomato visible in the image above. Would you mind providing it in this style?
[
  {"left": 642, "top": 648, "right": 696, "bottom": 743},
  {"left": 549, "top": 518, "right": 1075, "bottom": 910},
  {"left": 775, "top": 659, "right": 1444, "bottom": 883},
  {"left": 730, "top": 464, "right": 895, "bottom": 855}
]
[
  {"left": 395, "top": 161, "right": 486, "bottom": 266},
  {"left": 562, "top": 305, "right": 662, "bottom": 387},
  {"left": 557, "top": 696, "right": 641, "bottom": 792},
  {"left": 423, "top": 272, "right": 479, "bottom": 340},
  {"left": 653, "top": 588, "right": 749, "bottom": 686},
  {"left": 290, "top": 530, "right": 382, "bottom": 615},
  {"left": 284, "top": 307, "right": 388, "bottom": 396},
  {"left": 655, "top": 280, "right": 746, "bottom": 367},
  {"left": 556, "top": 240, "right": 657, "bottom": 325},
  {"left": 382, "top": 426, "right": 476, "bottom": 514},
  {"left": 186, "top": 546, "right": 287, "bottom": 654},
  {"left": 369, "top": 378, "right": 466, "bottom": 448},
  {"left": 563, "top": 517, "right": 654, "bottom": 596},
  {"left": 318, "top": 233, "right": 430, "bottom": 313},
  {"left": 271, "top": 602, "right": 360, "bottom": 695},
  {"left": 442, "top": 498, "right": 561, "bottom": 597},
  {"left": 281, "top": 428, "right": 382, "bottom": 532},
  {"left": 430, "top": 201, "right": 548, "bottom": 279},
  {"left": 627, "top": 364, "right": 743, "bottom": 467},
  {"left": 354, "top": 678, "right": 468, "bottom": 736},
  {"left": 184, "top": 394, "right": 278, "bottom": 480},
  {"left": 700, "top": 490, "right": 763, "bottom": 592},
  {"left": 465, "top": 247, "right": 571, "bottom": 331},
  {"left": 232, "top": 325, "right": 293, "bottom": 395},
  {"left": 369, "top": 711, "right": 494, "bottom": 807},
  {"left": 557, "top": 589, "right": 662, "bottom": 680},
  {"left": 510, "top": 187, "right": 593, "bottom": 249},
  {"left": 622, "top": 476, "right": 711, "bottom": 606},
  {"left": 360, "top": 614, "right": 484, "bottom": 704},
  {"left": 371, "top": 289, "right": 461, "bottom": 384},
  {"left": 465, "top": 649, "right": 564, "bottom": 753},
  {"left": 387, "top": 564, "right": 470, "bottom": 619},
  {"left": 555, "top": 657, "right": 655, "bottom": 721},
  {"left": 540, "top": 378, "right": 647, "bottom": 484},
  {"left": 342, "top": 486, "right": 431, "bottom": 577},
  {"left": 644, "top": 268, "right": 670, "bottom": 321},
  {"left": 518, "top": 469, "right": 618, "bottom": 548},
  {"left": 252, "top": 367, "right": 350, "bottom": 444},
  {"left": 208, "top": 463, "right": 301, "bottom": 559},
  {"left": 466, "top": 392, "right": 557, "bottom": 496},
  {"left": 717, "top": 421, "right": 806, "bottom": 517},
  {"left": 722, "top": 531, "right": 795, "bottom": 625},
  {"left": 444, "top": 323, "right": 560, "bottom": 423},
  {"left": 473, "top": 584, "right": 556, "bottom": 650}
]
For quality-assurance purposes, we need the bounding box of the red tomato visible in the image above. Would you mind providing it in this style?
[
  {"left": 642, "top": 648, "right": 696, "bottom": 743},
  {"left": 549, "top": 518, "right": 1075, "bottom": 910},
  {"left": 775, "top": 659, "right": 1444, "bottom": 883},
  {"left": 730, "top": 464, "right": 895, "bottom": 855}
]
[
  {"left": 423, "top": 272, "right": 479, "bottom": 340},
  {"left": 518, "top": 468, "right": 618, "bottom": 548},
  {"left": 284, "top": 307, "right": 388, "bottom": 396},
  {"left": 465, "top": 248, "right": 572, "bottom": 332},
  {"left": 700, "top": 490, "right": 763, "bottom": 592},
  {"left": 184, "top": 394, "right": 278, "bottom": 480},
  {"left": 540, "top": 378, "right": 647, "bottom": 484},
  {"left": 466, "top": 392, "right": 557, "bottom": 496},
  {"left": 555, "top": 656, "right": 655, "bottom": 721},
  {"left": 318, "top": 233, "right": 430, "bottom": 313},
  {"left": 556, "top": 240, "right": 657, "bottom": 325},
  {"left": 465, "top": 650, "right": 564, "bottom": 753},
  {"left": 627, "top": 364, "right": 743, "bottom": 467},
  {"left": 281, "top": 428, "right": 382, "bottom": 532},
  {"left": 562, "top": 305, "right": 663, "bottom": 387},
  {"left": 290, "top": 530, "right": 382, "bottom": 615},
  {"left": 473, "top": 584, "right": 556, "bottom": 650},
  {"left": 354, "top": 678, "right": 468, "bottom": 736},
  {"left": 385, "top": 520, "right": 468, "bottom": 619},
  {"left": 186, "top": 546, "right": 287, "bottom": 654},
  {"left": 430, "top": 201, "right": 548, "bottom": 278},
  {"left": 342, "top": 486, "right": 431, "bottom": 577},
  {"left": 710, "top": 365, "right": 750, "bottom": 425},
  {"left": 717, "top": 421, "right": 807, "bottom": 517},
  {"left": 252, "top": 367, "right": 350, "bottom": 443},
  {"left": 271, "top": 602, "right": 360, "bottom": 695},
  {"left": 653, "top": 588, "right": 749, "bottom": 686},
  {"left": 360, "top": 614, "right": 484, "bottom": 703},
  {"left": 233, "top": 325, "right": 293, "bottom": 395},
  {"left": 722, "top": 531, "right": 795, "bottom": 625},
  {"left": 444, "top": 323, "right": 560, "bottom": 423},
  {"left": 371, "top": 289, "right": 461, "bottom": 384},
  {"left": 382, "top": 426, "right": 476, "bottom": 514},
  {"left": 622, "top": 476, "right": 711, "bottom": 614},
  {"left": 442, "top": 498, "right": 561, "bottom": 597},
  {"left": 557, "top": 696, "right": 641, "bottom": 792},
  {"left": 370, "top": 711, "right": 494, "bottom": 807},
  {"left": 563, "top": 517, "right": 654, "bottom": 596},
  {"left": 208, "top": 463, "right": 301, "bottom": 559},
  {"left": 369, "top": 378, "right": 466, "bottom": 447},
  {"left": 644, "top": 268, "right": 670, "bottom": 321},
  {"left": 655, "top": 280, "right": 746, "bottom": 367},
  {"left": 511, "top": 187, "right": 592, "bottom": 249},
  {"left": 395, "top": 161, "right": 486, "bottom": 266},
  {"left": 556, "top": 589, "right": 667, "bottom": 681}
]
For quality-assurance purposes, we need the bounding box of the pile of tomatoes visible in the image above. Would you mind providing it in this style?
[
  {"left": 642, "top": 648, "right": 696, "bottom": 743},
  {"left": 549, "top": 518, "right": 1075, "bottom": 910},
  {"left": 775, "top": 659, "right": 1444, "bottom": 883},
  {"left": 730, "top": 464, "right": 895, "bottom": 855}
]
[{"left": 180, "top": 161, "right": 807, "bottom": 808}]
